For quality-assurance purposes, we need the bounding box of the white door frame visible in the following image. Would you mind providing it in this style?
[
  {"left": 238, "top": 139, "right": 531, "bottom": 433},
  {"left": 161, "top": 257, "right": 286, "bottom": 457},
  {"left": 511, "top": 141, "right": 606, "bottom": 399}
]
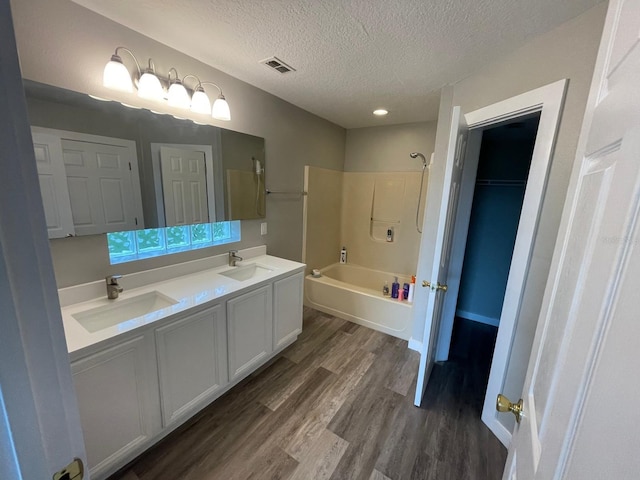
[
  {"left": 0, "top": 4, "right": 86, "bottom": 478},
  {"left": 435, "top": 110, "right": 544, "bottom": 360},
  {"left": 414, "top": 80, "right": 567, "bottom": 442},
  {"left": 457, "top": 80, "right": 567, "bottom": 447}
]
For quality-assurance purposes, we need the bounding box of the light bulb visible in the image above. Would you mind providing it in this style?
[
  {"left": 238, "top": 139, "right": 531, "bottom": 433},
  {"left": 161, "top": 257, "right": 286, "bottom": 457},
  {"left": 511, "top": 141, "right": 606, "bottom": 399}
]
[
  {"left": 167, "top": 81, "right": 190, "bottom": 109},
  {"left": 212, "top": 95, "right": 231, "bottom": 121},
  {"left": 190, "top": 88, "right": 211, "bottom": 114},
  {"left": 103, "top": 55, "right": 133, "bottom": 92},
  {"left": 137, "top": 71, "right": 164, "bottom": 100}
]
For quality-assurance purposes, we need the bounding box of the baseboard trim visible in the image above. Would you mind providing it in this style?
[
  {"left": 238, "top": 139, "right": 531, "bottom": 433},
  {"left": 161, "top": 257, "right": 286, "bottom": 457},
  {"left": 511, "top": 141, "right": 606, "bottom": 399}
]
[
  {"left": 408, "top": 338, "right": 423, "bottom": 352},
  {"left": 456, "top": 309, "right": 500, "bottom": 327}
]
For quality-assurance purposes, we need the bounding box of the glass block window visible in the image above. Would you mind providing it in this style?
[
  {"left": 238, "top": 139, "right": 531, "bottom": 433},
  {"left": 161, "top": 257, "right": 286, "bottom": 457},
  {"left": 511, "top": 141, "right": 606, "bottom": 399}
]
[{"left": 107, "top": 221, "right": 240, "bottom": 264}]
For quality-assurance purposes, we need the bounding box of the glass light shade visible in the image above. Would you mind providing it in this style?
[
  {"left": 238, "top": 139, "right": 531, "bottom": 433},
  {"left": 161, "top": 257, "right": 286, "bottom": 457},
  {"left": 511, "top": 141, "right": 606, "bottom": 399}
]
[
  {"left": 103, "top": 56, "right": 133, "bottom": 92},
  {"left": 212, "top": 95, "right": 231, "bottom": 121},
  {"left": 137, "top": 71, "right": 164, "bottom": 100},
  {"left": 190, "top": 88, "right": 211, "bottom": 114},
  {"left": 167, "top": 81, "right": 190, "bottom": 109}
]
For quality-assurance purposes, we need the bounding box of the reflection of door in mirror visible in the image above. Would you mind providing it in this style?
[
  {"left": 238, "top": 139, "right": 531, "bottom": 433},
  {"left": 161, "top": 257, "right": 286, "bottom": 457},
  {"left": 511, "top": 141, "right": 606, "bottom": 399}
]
[
  {"left": 151, "top": 143, "right": 217, "bottom": 227},
  {"left": 160, "top": 146, "right": 208, "bottom": 226},
  {"left": 31, "top": 127, "right": 144, "bottom": 238}
]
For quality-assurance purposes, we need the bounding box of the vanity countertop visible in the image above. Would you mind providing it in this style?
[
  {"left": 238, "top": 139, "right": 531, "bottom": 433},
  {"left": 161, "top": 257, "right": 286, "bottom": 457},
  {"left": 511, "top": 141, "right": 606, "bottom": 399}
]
[{"left": 59, "top": 252, "right": 305, "bottom": 355}]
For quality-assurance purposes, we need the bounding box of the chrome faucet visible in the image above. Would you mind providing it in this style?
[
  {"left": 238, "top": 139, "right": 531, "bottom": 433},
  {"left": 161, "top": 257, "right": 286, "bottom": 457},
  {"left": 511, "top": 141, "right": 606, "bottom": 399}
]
[
  {"left": 228, "top": 250, "right": 243, "bottom": 267},
  {"left": 106, "top": 274, "right": 124, "bottom": 299}
]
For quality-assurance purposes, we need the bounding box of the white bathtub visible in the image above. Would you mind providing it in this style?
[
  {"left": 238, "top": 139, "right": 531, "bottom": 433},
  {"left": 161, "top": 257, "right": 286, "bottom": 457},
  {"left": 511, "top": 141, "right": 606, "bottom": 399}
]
[{"left": 304, "top": 263, "right": 413, "bottom": 340}]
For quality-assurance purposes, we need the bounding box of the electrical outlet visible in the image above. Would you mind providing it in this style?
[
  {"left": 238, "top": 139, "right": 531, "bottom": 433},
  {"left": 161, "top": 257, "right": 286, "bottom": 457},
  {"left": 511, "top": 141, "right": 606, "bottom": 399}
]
[{"left": 261, "top": 222, "right": 267, "bottom": 235}]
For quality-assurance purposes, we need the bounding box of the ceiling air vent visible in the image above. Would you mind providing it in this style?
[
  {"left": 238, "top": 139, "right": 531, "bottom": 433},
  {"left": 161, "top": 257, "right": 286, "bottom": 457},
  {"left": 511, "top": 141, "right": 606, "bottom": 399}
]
[{"left": 260, "top": 56, "right": 296, "bottom": 74}]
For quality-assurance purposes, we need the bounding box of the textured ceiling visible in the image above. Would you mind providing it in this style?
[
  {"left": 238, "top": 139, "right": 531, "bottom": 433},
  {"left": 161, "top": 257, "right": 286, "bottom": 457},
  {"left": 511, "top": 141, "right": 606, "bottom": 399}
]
[{"left": 71, "top": 0, "right": 601, "bottom": 128}]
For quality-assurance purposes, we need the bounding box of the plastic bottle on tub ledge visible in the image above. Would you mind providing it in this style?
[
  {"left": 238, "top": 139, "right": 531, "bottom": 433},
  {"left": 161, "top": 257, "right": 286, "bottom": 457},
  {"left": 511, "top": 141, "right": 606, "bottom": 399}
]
[
  {"left": 407, "top": 276, "right": 416, "bottom": 303},
  {"left": 340, "top": 246, "right": 347, "bottom": 264},
  {"left": 391, "top": 277, "right": 400, "bottom": 299}
]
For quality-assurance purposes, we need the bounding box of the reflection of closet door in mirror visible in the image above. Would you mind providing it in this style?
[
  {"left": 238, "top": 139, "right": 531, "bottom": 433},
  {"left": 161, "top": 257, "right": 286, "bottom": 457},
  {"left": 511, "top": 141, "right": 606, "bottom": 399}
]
[
  {"left": 160, "top": 146, "right": 209, "bottom": 226},
  {"left": 31, "top": 131, "right": 75, "bottom": 238},
  {"left": 62, "top": 139, "right": 140, "bottom": 235}
]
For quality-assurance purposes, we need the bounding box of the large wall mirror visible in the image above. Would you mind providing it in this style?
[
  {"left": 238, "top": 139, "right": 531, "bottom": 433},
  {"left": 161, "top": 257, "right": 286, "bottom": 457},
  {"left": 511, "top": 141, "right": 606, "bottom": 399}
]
[{"left": 24, "top": 80, "right": 266, "bottom": 238}]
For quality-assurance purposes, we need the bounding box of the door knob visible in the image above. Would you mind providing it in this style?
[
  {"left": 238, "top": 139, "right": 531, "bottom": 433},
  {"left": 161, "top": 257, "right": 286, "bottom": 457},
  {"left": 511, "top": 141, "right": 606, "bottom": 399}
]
[
  {"left": 496, "top": 394, "right": 523, "bottom": 423},
  {"left": 421, "top": 280, "right": 448, "bottom": 292}
]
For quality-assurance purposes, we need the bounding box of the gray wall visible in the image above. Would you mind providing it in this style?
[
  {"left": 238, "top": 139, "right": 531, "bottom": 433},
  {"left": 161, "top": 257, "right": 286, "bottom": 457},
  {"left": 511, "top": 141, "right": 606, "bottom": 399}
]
[
  {"left": 11, "top": 0, "right": 346, "bottom": 287},
  {"left": 344, "top": 122, "right": 437, "bottom": 172}
]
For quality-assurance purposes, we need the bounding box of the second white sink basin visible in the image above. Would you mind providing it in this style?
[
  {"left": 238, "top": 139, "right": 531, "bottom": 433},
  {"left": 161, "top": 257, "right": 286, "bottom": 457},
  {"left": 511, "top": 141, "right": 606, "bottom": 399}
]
[
  {"left": 73, "top": 291, "right": 178, "bottom": 333},
  {"left": 219, "top": 263, "right": 273, "bottom": 282}
]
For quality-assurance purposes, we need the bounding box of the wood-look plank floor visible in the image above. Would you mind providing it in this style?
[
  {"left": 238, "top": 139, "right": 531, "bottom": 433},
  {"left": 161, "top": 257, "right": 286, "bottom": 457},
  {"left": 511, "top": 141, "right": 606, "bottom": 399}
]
[{"left": 109, "top": 310, "right": 506, "bottom": 480}]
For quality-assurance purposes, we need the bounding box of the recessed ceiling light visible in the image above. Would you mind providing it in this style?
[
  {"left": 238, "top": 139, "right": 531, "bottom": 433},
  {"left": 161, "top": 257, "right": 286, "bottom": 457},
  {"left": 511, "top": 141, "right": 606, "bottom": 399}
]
[{"left": 373, "top": 109, "right": 389, "bottom": 116}]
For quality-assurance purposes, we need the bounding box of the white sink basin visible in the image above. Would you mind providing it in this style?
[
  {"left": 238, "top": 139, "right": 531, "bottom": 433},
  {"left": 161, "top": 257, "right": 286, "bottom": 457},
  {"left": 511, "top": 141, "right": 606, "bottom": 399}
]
[
  {"left": 72, "top": 291, "right": 178, "bottom": 333},
  {"left": 219, "top": 263, "right": 273, "bottom": 282}
]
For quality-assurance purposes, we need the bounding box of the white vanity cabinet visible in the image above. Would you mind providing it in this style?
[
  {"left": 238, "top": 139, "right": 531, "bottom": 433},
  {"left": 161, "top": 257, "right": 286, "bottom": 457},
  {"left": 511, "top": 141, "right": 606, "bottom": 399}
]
[
  {"left": 227, "top": 284, "right": 273, "bottom": 381},
  {"left": 65, "top": 257, "right": 305, "bottom": 480},
  {"left": 154, "top": 304, "right": 228, "bottom": 427},
  {"left": 71, "top": 334, "right": 161, "bottom": 479},
  {"left": 273, "top": 271, "right": 304, "bottom": 350}
]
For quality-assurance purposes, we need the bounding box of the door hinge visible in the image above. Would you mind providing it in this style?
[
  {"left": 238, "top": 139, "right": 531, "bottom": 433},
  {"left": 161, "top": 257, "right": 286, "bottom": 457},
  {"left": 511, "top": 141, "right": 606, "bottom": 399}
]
[{"left": 53, "top": 458, "right": 84, "bottom": 480}]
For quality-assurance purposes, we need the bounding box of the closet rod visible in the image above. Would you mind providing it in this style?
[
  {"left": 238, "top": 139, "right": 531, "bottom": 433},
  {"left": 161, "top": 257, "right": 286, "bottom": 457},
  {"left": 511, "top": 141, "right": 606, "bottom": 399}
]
[
  {"left": 475, "top": 179, "right": 526, "bottom": 187},
  {"left": 265, "top": 189, "right": 308, "bottom": 196}
]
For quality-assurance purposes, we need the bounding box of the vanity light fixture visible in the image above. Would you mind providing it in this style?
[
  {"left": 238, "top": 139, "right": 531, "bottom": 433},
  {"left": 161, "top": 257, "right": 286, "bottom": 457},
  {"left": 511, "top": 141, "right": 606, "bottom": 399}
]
[
  {"left": 137, "top": 59, "right": 164, "bottom": 100},
  {"left": 102, "top": 47, "right": 231, "bottom": 121},
  {"left": 201, "top": 81, "right": 231, "bottom": 121},
  {"left": 167, "top": 68, "right": 191, "bottom": 109},
  {"left": 103, "top": 47, "right": 139, "bottom": 92},
  {"left": 373, "top": 108, "right": 389, "bottom": 116},
  {"left": 183, "top": 74, "right": 211, "bottom": 115}
]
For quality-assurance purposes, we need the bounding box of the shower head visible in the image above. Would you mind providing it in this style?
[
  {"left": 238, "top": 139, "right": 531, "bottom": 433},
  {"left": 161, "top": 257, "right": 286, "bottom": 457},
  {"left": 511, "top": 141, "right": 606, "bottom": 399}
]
[{"left": 410, "top": 152, "right": 427, "bottom": 166}]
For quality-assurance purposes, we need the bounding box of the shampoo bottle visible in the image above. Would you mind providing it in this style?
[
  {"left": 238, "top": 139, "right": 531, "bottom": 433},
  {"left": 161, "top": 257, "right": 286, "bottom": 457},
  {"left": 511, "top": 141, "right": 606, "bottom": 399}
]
[
  {"left": 382, "top": 281, "right": 390, "bottom": 296},
  {"left": 391, "top": 277, "right": 400, "bottom": 299},
  {"left": 340, "top": 246, "right": 347, "bottom": 264}
]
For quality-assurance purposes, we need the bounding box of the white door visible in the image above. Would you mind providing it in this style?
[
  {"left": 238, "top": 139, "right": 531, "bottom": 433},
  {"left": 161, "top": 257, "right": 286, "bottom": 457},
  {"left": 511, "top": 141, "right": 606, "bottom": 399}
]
[
  {"left": 1, "top": 6, "right": 87, "bottom": 477},
  {"left": 504, "top": 0, "right": 640, "bottom": 477},
  {"left": 414, "top": 106, "right": 468, "bottom": 405},
  {"left": 160, "top": 146, "right": 209, "bottom": 226},
  {"left": 31, "top": 131, "right": 75, "bottom": 238},
  {"left": 62, "top": 139, "right": 139, "bottom": 235}
]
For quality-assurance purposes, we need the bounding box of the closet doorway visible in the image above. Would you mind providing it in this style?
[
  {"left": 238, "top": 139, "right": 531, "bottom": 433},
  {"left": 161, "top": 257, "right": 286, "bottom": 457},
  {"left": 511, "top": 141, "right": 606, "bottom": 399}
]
[{"left": 434, "top": 113, "right": 540, "bottom": 421}]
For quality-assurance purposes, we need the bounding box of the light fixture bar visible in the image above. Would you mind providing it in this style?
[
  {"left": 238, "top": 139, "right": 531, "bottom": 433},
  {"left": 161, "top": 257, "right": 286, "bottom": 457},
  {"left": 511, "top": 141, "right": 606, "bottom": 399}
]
[{"left": 102, "top": 47, "right": 232, "bottom": 121}]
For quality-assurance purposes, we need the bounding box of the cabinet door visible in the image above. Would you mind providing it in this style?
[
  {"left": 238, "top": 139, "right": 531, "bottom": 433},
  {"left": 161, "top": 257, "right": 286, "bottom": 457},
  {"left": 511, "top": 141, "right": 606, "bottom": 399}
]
[
  {"left": 227, "top": 284, "right": 273, "bottom": 381},
  {"left": 273, "top": 272, "right": 304, "bottom": 350},
  {"left": 155, "top": 305, "right": 228, "bottom": 427},
  {"left": 71, "top": 335, "right": 159, "bottom": 478}
]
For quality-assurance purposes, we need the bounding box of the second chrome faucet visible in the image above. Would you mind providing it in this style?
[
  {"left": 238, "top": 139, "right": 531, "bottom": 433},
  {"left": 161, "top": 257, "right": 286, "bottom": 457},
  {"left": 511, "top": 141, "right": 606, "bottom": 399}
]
[
  {"left": 106, "top": 274, "right": 124, "bottom": 299},
  {"left": 228, "top": 250, "right": 243, "bottom": 267}
]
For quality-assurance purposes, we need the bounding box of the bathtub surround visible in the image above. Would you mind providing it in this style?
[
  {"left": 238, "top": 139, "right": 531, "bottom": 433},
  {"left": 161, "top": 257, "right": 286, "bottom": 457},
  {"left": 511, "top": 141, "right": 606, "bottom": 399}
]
[
  {"left": 342, "top": 171, "right": 427, "bottom": 275},
  {"left": 304, "top": 167, "right": 428, "bottom": 278},
  {"left": 11, "top": 0, "right": 345, "bottom": 287},
  {"left": 302, "top": 167, "right": 344, "bottom": 277}
]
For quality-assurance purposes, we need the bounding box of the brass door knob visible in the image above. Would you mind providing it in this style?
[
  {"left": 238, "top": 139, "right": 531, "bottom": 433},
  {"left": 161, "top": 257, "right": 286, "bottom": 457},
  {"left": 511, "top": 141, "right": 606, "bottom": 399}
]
[
  {"left": 421, "top": 280, "right": 448, "bottom": 292},
  {"left": 496, "top": 394, "right": 523, "bottom": 423}
]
